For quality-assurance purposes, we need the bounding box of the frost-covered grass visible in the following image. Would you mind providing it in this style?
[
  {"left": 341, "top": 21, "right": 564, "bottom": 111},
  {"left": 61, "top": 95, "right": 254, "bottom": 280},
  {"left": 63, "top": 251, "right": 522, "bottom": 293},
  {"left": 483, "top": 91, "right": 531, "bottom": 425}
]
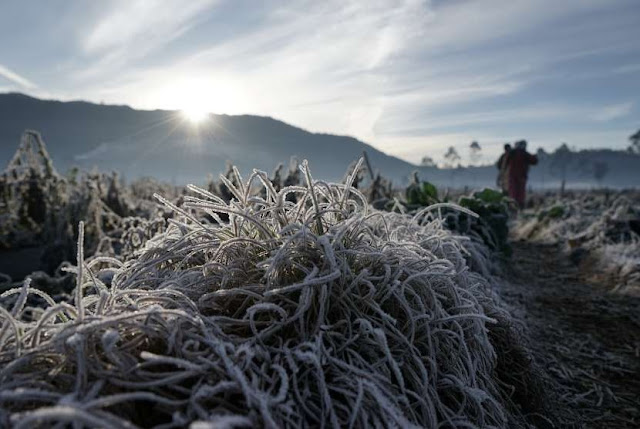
[
  {"left": 0, "top": 160, "right": 538, "bottom": 428},
  {"left": 0, "top": 131, "right": 177, "bottom": 281},
  {"left": 515, "top": 191, "right": 640, "bottom": 292}
]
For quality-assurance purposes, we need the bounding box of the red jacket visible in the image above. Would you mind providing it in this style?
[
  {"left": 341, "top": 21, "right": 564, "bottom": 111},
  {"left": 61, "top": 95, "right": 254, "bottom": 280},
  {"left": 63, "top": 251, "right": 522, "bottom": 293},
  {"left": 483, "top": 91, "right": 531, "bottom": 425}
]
[{"left": 508, "top": 149, "right": 538, "bottom": 180}]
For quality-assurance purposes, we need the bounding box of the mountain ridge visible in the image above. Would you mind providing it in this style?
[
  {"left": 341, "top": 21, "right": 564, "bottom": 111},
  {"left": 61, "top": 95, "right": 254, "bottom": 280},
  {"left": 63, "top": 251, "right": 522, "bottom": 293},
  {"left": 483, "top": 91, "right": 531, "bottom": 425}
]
[
  {"left": 0, "top": 92, "right": 416, "bottom": 184},
  {"left": 1, "top": 93, "right": 638, "bottom": 189}
]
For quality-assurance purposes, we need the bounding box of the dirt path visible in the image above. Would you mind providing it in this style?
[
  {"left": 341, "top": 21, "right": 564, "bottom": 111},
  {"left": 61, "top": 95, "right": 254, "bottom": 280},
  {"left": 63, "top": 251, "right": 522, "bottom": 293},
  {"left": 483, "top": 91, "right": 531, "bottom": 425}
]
[{"left": 500, "top": 241, "right": 640, "bottom": 428}]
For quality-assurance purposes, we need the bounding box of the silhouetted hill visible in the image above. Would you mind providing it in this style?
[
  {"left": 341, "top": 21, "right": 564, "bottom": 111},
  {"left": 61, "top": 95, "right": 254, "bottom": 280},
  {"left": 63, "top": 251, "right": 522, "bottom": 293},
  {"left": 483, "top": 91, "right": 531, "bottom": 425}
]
[
  {"left": 1, "top": 93, "right": 638, "bottom": 188},
  {"left": 0, "top": 93, "right": 415, "bottom": 184}
]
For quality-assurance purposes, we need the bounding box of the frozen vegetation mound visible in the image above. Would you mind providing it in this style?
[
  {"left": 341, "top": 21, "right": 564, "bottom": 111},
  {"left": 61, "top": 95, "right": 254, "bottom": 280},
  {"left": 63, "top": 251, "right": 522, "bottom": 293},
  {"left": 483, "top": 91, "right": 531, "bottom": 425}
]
[
  {"left": 0, "top": 160, "right": 542, "bottom": 427},
  {"left": 515, "top": 191, "right": 640, "bottom": 293},
  {"left": 0, "top": 131, "right": 177, "bottom": 280}
]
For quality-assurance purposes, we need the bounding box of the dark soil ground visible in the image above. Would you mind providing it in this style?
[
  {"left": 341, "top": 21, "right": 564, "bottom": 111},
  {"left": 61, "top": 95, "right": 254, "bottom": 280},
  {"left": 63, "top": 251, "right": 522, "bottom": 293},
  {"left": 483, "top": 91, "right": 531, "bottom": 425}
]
[
  {"left": 501, "top": 241, "right": 640, "bottom": 428},
  {"left": 0, "top": 246, "right": 45, "bottom": 280}
]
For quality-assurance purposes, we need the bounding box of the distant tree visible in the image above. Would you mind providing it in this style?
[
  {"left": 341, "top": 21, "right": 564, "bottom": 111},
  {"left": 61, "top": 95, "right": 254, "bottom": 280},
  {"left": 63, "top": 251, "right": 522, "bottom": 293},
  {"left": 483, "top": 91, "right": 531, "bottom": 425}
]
[
  {"left": 444, "top": 147, "right": 461, "bottom": 188},
  {"left": 593, "top": 161, "right": 609, "bottom": 187},
  {"left": 421, "top": 156, "right": 436, "bottom": 167},
  {"left": 468, "top": 141, "right": 482, "bottom": 166},
  {"left": 629, "top": 129, "right": 640, "bottom": 154},
  {"left": 550, "top": 143, "right": 572, "bottom": 195},
  {"left": 443, "top": 146, "right": 461, "bottom": 169},
  {"left": 536, "top": 147, "right": 548, "bottom": 159}
]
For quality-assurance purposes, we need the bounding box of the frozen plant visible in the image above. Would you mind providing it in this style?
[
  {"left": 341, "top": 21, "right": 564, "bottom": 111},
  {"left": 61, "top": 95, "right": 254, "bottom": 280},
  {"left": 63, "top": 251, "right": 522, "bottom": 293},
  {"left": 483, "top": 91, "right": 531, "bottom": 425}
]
[{"left": 0, "top": 159, "right": 541, "bottom": 428}]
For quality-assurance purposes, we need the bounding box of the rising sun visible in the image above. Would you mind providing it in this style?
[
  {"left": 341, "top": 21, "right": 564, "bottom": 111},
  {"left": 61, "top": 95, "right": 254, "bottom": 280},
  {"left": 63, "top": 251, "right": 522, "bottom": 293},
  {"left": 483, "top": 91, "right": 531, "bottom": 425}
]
[{"left": 182, "top": 107, "right": 209, "bottom": 124}]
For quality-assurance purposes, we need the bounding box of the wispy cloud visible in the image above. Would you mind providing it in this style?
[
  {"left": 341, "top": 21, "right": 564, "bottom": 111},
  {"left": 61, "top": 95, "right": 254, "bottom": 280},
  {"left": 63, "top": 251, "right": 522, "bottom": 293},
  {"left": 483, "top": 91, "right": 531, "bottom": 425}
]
[
  {"left": 84, "top": 0, "right": 216, "bottom": 54},
  {"left": 593, "top": 102, "right": 633, "bottom": 121},
  {"left": 377, "top": 105, "right": 583, "bottom": 137},
  {"left": 76, "top": 0, "right": 217, "bottom": 79},
  {"left": 2, "top": 0, "right": 638, "bottom": 164},
  {"left": 614, "top": 63, "right": 640, "bottom": 75},
  {"left": 0, "top": 64, "right": 37, "bottom": 89}
]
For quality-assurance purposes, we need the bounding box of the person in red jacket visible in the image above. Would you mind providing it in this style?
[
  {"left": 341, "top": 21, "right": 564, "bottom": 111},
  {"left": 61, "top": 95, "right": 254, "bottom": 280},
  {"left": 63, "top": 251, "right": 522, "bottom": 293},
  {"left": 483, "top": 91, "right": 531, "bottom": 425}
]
[{"left": 508, "top": 140, "right": 537, "bottom": 208}]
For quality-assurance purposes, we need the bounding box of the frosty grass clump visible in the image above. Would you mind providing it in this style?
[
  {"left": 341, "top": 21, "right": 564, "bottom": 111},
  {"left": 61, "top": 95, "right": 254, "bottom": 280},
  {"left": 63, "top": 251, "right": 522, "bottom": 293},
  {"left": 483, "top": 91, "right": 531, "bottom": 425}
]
[{"left": 0, "top": 160, "right": 537, "bottom": 428}]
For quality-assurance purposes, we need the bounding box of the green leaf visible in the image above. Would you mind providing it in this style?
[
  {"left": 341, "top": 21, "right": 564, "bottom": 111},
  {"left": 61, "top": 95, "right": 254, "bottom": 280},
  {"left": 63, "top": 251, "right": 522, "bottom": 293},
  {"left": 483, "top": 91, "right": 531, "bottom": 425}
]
[
  {"left": 472, "top": 188, "right": 505, "bottom": 204},
  {"left": 548, "top": 205, "right": 565, "bottom": 219},
  {"left": 421, "top": 182, "right": 438, "bottom": 200}
]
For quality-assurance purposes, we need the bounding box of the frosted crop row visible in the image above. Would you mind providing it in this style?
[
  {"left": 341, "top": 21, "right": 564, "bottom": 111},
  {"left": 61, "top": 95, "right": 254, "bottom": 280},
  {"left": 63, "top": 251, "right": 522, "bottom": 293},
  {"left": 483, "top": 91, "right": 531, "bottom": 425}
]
[
  {"left": 515, "top": 191, "right": 640, "bottom": 293},
  {"left": 0, "top": 160, "right": 540, "bottom": 428}
]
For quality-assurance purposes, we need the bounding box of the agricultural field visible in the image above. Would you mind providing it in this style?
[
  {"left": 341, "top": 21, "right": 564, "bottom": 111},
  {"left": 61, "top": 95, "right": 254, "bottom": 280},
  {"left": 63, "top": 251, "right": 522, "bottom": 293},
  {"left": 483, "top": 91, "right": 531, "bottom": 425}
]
[
  {"left": 1, "top": 132, "right": 639, "bottom": 428},
  {"left": 516, "top": 190, "right": 640, "bottom": 294}
]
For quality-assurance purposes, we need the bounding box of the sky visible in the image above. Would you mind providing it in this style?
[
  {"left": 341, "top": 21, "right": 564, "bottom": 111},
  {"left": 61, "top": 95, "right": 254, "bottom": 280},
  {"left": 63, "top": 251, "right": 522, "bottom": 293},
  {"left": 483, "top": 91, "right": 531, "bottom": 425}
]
[{"left": 0, "top": 0, "right": 639, "bottom": 165}]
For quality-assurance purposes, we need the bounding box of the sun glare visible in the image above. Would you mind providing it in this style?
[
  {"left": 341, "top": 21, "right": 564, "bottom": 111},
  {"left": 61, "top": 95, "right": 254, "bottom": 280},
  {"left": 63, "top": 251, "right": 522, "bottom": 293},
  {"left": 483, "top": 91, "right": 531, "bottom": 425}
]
[
  {"left": 160, "top": 75, "right": 247, "bottom": 125},
  {"left": 182, "top": 107, "right": 209, "bottom": 124}
]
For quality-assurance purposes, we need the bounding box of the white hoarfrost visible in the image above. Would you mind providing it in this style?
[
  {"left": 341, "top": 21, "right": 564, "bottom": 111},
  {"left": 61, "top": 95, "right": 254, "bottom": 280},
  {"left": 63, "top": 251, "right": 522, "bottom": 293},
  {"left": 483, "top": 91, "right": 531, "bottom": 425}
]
[
  {"left": 0, "top": 160, "right": 530, "bottom": 428},
  {"left": 515, "top": 192, "right": 640, "bottom": 293}
]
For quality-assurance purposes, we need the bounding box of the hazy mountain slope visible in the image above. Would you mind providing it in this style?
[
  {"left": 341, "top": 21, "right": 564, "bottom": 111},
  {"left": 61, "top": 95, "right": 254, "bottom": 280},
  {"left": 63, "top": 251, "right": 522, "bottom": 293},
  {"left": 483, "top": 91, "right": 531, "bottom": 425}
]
[
  {"left": 1, "top": 93, "right": 638, "bottom": 188},
  {"left": 0, "top": 93, "right": 415, "bottom": 184}
]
